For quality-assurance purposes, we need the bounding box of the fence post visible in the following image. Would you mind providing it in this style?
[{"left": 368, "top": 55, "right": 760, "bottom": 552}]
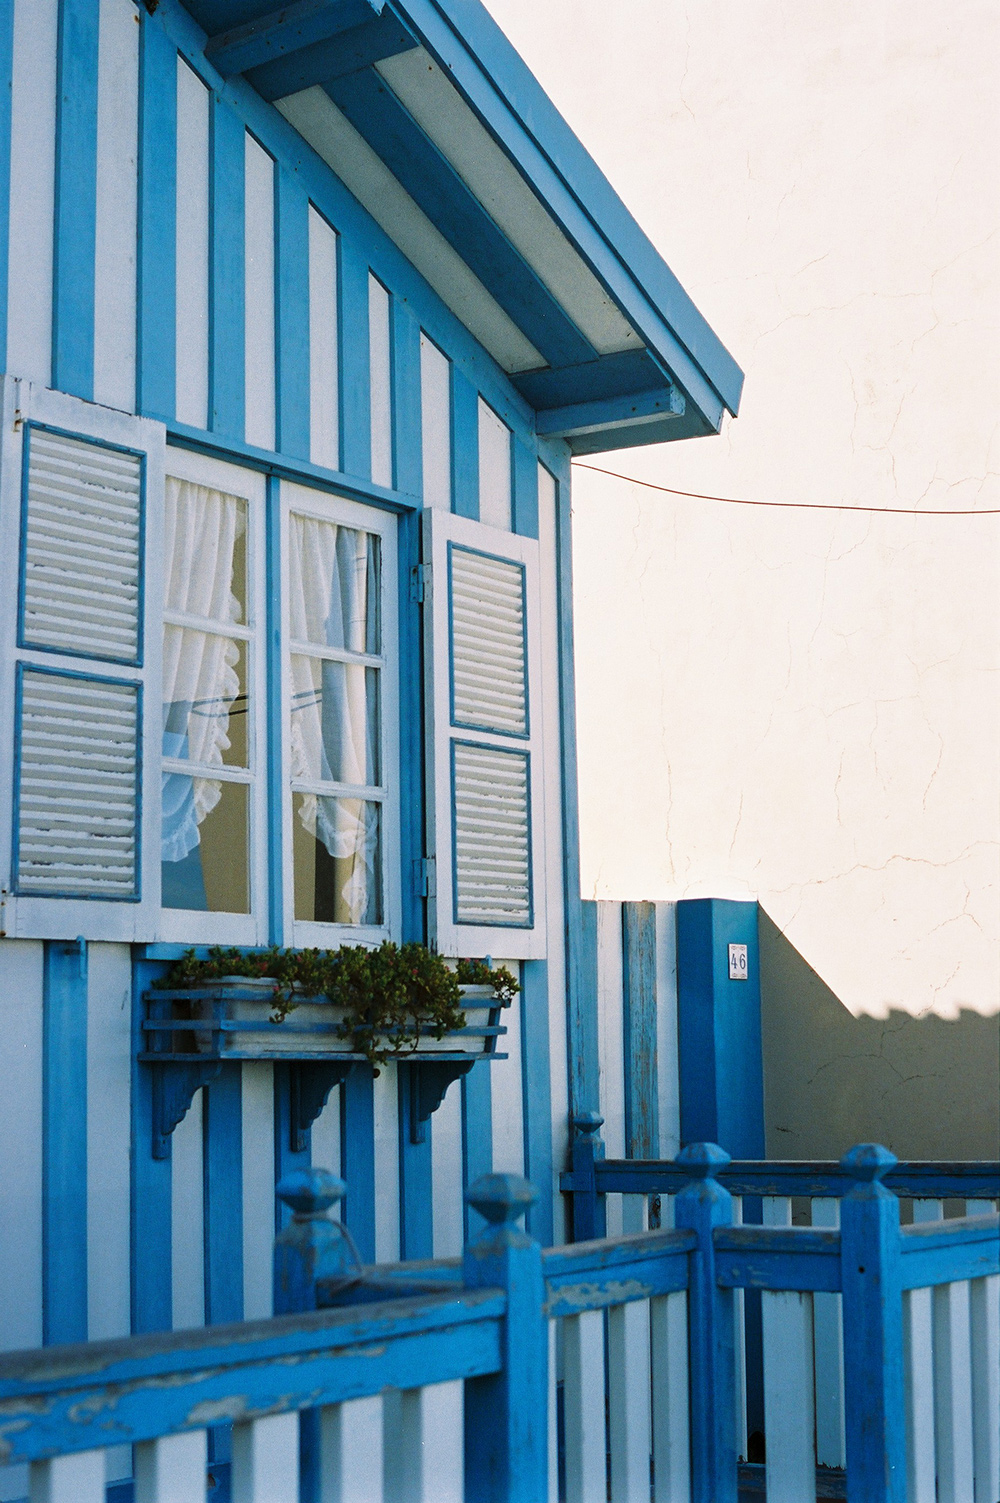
[
  {"left": 570, "top": 1111, "right": 606, "bottom": 1241},
  {"left": 273, "top": 1167, "right": 356, "bottom": 1314},
  {"left": 463, "top": 1173, "right": 548, "bottom": 1503},
  {"left": 840, "top": 1143, "right": 906, "bottom": 1503},
  {"left": 674, "top": 1142, "right": 737, "bottom": 1503}
]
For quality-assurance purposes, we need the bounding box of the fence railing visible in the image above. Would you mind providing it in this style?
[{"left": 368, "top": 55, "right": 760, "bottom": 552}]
[{"left": 0, "top": 1144, "right": 996, "bottom": 1503}]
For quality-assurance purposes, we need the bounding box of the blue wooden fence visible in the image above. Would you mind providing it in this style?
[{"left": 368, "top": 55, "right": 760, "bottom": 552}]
[{"left": 0, "top": 1145, "right": 996, "bottom": 1503}]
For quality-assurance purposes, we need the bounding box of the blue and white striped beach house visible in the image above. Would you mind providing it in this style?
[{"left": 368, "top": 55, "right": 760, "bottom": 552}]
[{"left": 1, "top": 4, "right": 996, "bottom": 1503}]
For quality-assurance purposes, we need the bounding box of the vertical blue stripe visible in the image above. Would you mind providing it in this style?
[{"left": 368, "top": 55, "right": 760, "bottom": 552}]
[
  {"left": 519, "top": 961, "right": 554, "bottom": 1245},
  {"left": 337, "top": 240, "right": 370, "bottom": 479},
  {"left": 0, "top": 0, "right": 15, "bottom": 369},
  {"left": 397, "top": 1065, "right": 433, "bottom": 1260},
  {"left": 391, "top": 302, "right": 422, "bottom": 500},
  {"left": 512, "top": 435, "right": 538, "bottom": 539},
  {"left": 461, "top": 1061, "right": 492, "bottom": 1241},
  {"left": 450, "top": 369, "right": 479, "bottom": 519},
  {"left": 340, "top": 1065, "right": 376, "bottom": 1262},
  {"left": 131, "top": 958, "right": 173, "bottom": 1334},
  {"left": 52, "top": 0, "right": 98, "bottom": 399},
  {"left": 265, "top": 474, "right": 284, "bottom": 946},
  {"left": 622, "top": 901, "right": 659, "bottom": 1158},
  {"left": 137, "top": 14, "right": 176, "bottom": 421},
  {"left": 275, "top": 167, "right": 310, "bottom": 460},
  {"left": 202, "top": 1065, "right": 244, "bottom": 1323},
  {"left": 209, "top": 96, "right": 245, "bottom": 441},
  {"left": 42, "top": 938, "right": 88, "bottom": 1345}
]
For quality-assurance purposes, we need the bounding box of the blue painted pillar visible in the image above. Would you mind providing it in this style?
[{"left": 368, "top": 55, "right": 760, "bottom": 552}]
[{"left": 42, "top": 938, "right": 88, "bottom": 1345}]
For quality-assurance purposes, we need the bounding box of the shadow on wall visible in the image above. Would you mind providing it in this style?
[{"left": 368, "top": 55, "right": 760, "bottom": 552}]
[{"left": 758, "top": 908, "right": 1000, "bottom": 1161}]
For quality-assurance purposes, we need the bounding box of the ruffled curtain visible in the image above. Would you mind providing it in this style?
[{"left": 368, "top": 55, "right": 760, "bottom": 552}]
[
  {"left": 288, "top": 513, "right": 379, "bottom": 922},
  {"left": 161, "top": 479, "right": 244, "bottom": 863}
]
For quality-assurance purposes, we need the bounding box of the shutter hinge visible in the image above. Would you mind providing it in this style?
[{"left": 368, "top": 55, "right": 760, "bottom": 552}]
[
  {"left": 410, "top": 562, "right": 429, "bottom": 604},
  {"left": 413, "top": 856, "right": 436, "bottom": 898}
]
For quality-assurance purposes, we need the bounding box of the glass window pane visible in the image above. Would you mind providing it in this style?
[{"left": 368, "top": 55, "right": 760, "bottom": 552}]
[
  {"left": 163, "top": 627, "right": 249, "bottom": 769},
  {"left": 164, "top": 477, "right": 247, "bottom": 625},
  {"left": 290, "top": 656, "right": 379, "bottom": 787},
  {"left": 289, "top": 514, "right": 379, "bottom": 654},
  {"left": 292, "top": 794, "right": 382, "bottom": 925},
  {"left": 161, "top": 776, "right": 249, "bottom": 912}
]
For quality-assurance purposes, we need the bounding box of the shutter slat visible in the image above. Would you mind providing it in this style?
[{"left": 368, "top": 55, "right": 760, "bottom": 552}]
[
  {"left": 453, "top": 743, "right": 530, "bottom": 926},
  {"left": 22, "top": 429, "right": 142, "bottom": 660},
  {"left": 17, "top": 671, "right": 139, "bottom": 897},
  {"left": 449, "top": 547, "right": 526, "bottom": 734}
]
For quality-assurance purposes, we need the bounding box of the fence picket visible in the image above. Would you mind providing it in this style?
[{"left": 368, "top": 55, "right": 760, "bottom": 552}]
[
  {"left": 384, "top": 1383, "right": 463, "bottom": 1503},
  {"left": 731, "top": 1198, "right": 748, "bottom": 1462},
  {"left": 608, "top": 1298, "right": 651, "bottom": 1501},
  {"left": 761, "top": 1198, "right": 814, "bottom": 1503},
  {"left": 134, "top": 1430, "right": 208, "bottom": 1503},
  {"left": 29, "top": 1451, "right": 105, "bottom": 1503},
  {"left": 905, "top": 1201, "right": 943, "bottom": 1503},
  {"left": 933, "top": 1280, "right": 976, "bottom": 1503},
  {"left": 563, "top": 1309, "right": 607, "bottom": 1503},
  {"left": 231, "top": 1412, "right": 299, "bottom": 1503},
  {"left": 970, "top": 1274, "right": 1000, "bottom": 1503},
  {"left": 811, "top": 1197, "right": 845, "bottom": 1468},
  {"left": 320, "top": 1395, "right": 383, "bottom": 1503},
  {"left": 651, "top": 1291, "right": 689, "bottom": 1503}
]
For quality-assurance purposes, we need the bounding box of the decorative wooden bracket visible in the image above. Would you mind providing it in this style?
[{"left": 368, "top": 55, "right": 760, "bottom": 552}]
[
  {"left": 289, "top": 1062, "right": 355, "bottom": 1153},
  {"left": 409, "top": 1060, "right": 475, "bottom": 1145},
  {"left": 151, "top": 1060, "right": 222, "bottom": 1159}
]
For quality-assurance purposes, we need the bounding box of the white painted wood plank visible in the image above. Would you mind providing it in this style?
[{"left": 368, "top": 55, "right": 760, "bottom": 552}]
[
  {"left": 94, "top": 0, "right": 138, "bottom": 412},
  {"left": 810, "top": 1197, "right": 845, "bottom": 1468},
  {"left": 29, "top": 1452, "right": 105, "bottom": 1503},
  {"left": 731, "top": 1198, "right": 748, "bottom": 1461},
  {"left": 761, "top": 1198, "right": 815, "bottom": 1503},
  {"left": 904, "top": 1286, "right": 937, "bottom": 1503},
  {"left": 419, "top": 334, "right": 450, "bottom": 509},
  {"left": 311, "top": 1080, "right": 341, "bottom": 1183},
  {"left": 308, "top": 206, "right": 339, "bottom": 471},
  {"left": 0, "top": 940, "right": 43, "bottom": 1356},
  {"left": 7, "top": 0, "right": 57, "bottom": 384},
  {"left": 608, "top": 1299, "right": 651, "bottom": 1502},
  {"left": 651, "top": 1291, "right": 689, "bottom": 1503},
  {"left": 596, "top": 901, "right": 625, "bottom": 1238},
  {"left": 933, "top": 1280, "right": 975, "bottom": 1503},
  {"left": 970, "top": 1274, "right": 1000, "bottom": 1503},
  {"left": 175, "top": 58, "right": 210, "bottom": 429},
  {"left": 373, "top": 1064, "right": 399, "bottom": 1262},
  {"left": 171, "top": 1085, "right": 205, "bottom": 1329},
  {"left": 232, "top": 1413, "right": 299, "bottom": 1503},
  {"left": 369, "top": 275, "right": 392, "bottom": 488},
  {"left": 430, "top": 1069, "right": 463, "bottom": 1258},
  {"left": 244, "top": 133, "right": 276, "bottom": 450},
  {"left": 563, "top": 1309, "right": 607, "bottom": 1503},
  {"left": 320, "top": 1394, "right": 383, "bottom": 1503},
  {"left": 382, "top": 1383, "right": 463, "bottom": 1503},
  {"left": 134, "top": 1429, "right": 208, "bottom": 1503},
  {"left": 242, "top": 1062, "right": 274, "bottom": 1320},
  {"left": 477, "top": 398, "right": 511, "bottom": 531},
  {"left": 490, "top": 958, "right": 525, "bottom": 1179},
  {"left": 653, "top": 903, "right": 680, "bottom": 1159}
]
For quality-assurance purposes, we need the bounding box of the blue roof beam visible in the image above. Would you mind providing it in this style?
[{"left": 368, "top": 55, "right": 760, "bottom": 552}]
[
  {"left": 244, "top": 11, "right": 419, "bottom": 100},
  {"left": 535, "top": 385, "right": 684, "bottom": 441},
  {"left": 323, "top": 68, "right": 599, "bottom": 371},
  {"left": 205, "top": 0, "right": 387, "bottom": 77}
]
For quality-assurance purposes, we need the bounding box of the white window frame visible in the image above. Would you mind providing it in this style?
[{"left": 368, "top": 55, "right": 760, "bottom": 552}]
[
  {"left": 422, "top": 506, "right": 546, "bottom": 959},
  {"left": 280, "top": 480, "right": 400, "bottom": 949},
  {"left": 156, "top": 446, "right": 268, "bottom": 948},
  {"left": 0, "top": 376, "right": 165, "bottom": 942}
]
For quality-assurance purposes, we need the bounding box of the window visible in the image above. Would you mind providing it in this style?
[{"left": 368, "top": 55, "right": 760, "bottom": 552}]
[{"left": 283, "top": 483, "right": 398, "bottom": 946}]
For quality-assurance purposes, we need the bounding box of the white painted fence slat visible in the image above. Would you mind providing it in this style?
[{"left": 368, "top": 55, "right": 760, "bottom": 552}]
[
  {"left": 134, "top": 1430, "right": 208, "bottom": 1503},
  {"left": 608, "top": 1298, "right": 651, "bottom": 1501},
  {"left": 761, "top": 1198, "right": 814, "bottom": 1503},
  {"left": 29, "top": 1451, "right": 105, "bottom": 1503},
  {"left": 563, "top": 1308, "right": 607, "bottom": 1503},
  {"left": 934, "top": 1280, "right": 975, "bottom": 1503},
  {"left": 731, "top": 1197, "right": 747, "bottom": 1461},
  {"left": 650, "top": 1291, "right": 689, "bottom": 1503},
  {"left": 904, "top": 1286, "right": 937, "bottom": 1503},
  {"left": 810, "top": 1197, "right": 845, "bottom": 1468},
  {"left": 232, "top": 1412, "right": 299, "bottom": 1503},
  {"left": 970, "top": 1274, "right": 1000, "bottom": 1503},
  {"left": 320, "top": 1394, "right": 383, "bottom": 1503},
  {"left": 383, "top": 1382, "right": 463, "bottom": 1503}
]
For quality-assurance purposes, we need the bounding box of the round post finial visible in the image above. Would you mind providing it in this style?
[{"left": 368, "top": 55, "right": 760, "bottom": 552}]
[
  {"left": 675, "top": 1142, "right": 731, "bottom": 1178},
  {"left": 840, "top": 1143, "right": 897, "bottom": 1182},
  {"left": 276, "top": 1166, "right": 346, "bottom": 1217},
  {"left": 573, "top": 1111, "right": 604, "bottom": 1137},
  {"left": 467, "top": 1173, "right": 537, "bottom": 1229}
]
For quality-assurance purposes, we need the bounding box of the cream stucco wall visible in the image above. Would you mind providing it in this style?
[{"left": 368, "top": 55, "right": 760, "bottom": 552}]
[{"left": 484, "top": 0, "right": 999, "bottom": 1142}]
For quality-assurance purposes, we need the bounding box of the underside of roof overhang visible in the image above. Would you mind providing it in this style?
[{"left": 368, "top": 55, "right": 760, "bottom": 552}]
[{"left": 181, "top": 0, "right": 744, "bottom": 454}]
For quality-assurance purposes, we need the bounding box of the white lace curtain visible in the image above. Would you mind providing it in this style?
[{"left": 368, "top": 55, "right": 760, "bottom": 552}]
[
  {"left": 288, "top": 513, "right": 379, "bottom": 923},
  {"left": 161, "top": 478, "right": 244, "bottom": 864}
]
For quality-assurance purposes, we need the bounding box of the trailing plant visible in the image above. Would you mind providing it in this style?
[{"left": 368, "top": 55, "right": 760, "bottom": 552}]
[{"left": 155, "top": 943, "right": 518, "bottom": 1066}]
